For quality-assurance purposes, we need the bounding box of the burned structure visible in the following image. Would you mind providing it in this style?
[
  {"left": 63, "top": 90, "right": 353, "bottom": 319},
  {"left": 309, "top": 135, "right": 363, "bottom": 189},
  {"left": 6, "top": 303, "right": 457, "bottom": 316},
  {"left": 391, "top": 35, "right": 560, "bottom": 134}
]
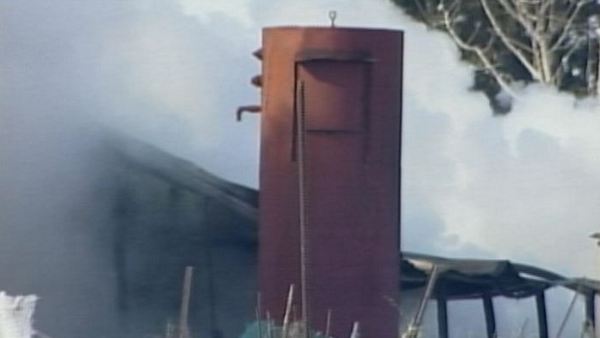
[
  {"left": 104, "top": 137, "right": 258, "bottom": 338},
  {"left": 103, "top": 139, "right": 600, "bottom": 338},
  {"left": 1, "top": 131, "right": 597, "bottom": 338},
  {"left": 2, "top": 21, "right": 599, "bottom": 338},
  {"left": 0, "top": 134, "right": 258, "bottom": 338},
  {"left": 401, "top": 253, "right": 600, "bottom": 338},
  {"left": 96, "top": 139, "right": 600, "bottom": 338}
]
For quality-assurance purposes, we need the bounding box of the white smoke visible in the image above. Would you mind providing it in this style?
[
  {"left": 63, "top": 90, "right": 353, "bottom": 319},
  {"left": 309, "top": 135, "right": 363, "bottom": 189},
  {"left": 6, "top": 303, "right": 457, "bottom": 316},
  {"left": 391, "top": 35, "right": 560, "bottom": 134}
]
[
  {"left": 179, "top": 1, "right": 600, "bottom": 336},
  {"left": 2, "top": 0, "right": 599, "bottom": 336},
  {"left": 173, "top": 0, "right": 600, "bottom": 277},
  {"left": 0, "top": 292, "right": 37, "bottom": 338}
]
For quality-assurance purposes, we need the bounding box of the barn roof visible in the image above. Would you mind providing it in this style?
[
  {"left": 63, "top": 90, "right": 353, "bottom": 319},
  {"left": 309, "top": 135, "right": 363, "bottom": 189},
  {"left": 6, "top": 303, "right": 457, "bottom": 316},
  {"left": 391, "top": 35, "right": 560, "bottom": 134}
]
[
  {"left": 106, "top": 135, "right": 599, "bottom": 300},
  {"left": 402, "top": 252, "right": 600, "bottom": 300},
  {"left": 106, "top": 134, "right": 258, "bottom": 222}
]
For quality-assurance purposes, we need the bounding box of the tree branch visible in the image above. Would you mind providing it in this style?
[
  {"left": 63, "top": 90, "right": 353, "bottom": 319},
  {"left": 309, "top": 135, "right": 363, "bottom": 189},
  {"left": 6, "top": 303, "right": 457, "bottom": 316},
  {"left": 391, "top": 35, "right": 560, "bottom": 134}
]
[
  {"left": 465, "top": 22, "right": 483, "bottom": 45},
  {"left": 551, "top": 41, "right": 580, "bottom": 85},
  {"left": 551, "top": 0, "right": 592, "bottom": 51},
  {"left": 497, "top": 0, "right": 536, "bottom": 37},
  {"left": 480, "top": 0, "right": 542, "bottom": 81},
  {"left": 412, "top": 0, "right": 433, "bottom": 27},
  {"left": 537, "top": 0, "right": 553, "bottom": 36},
  {"left": 506, "top": 36, "right": 534, "bottom": 53},
  {"left": 443, "top": 9, "right": 517, "bottom": 97}
]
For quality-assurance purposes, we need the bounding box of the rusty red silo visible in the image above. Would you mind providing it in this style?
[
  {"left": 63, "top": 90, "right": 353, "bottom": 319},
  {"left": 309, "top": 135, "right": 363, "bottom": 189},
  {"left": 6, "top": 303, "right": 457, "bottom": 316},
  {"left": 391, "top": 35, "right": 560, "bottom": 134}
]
[{"left": 245, "top": 26, "right": 403, "bottom": 338}]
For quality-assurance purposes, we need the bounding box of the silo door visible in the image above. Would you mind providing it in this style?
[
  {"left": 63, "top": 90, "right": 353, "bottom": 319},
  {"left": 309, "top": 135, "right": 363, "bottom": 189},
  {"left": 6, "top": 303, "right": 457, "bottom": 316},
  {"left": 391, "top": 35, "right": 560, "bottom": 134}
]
[
  {"left": 298, "top": 60, "right": 369, "bottom": 133},
  {"left": 293, "top": 58, "right": 374, "bottom": 324}
]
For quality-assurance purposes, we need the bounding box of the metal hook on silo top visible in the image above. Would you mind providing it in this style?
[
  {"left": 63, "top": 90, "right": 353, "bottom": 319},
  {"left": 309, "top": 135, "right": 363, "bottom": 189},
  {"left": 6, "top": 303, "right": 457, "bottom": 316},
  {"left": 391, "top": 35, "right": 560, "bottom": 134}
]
[{"left": 328, "top": 10, "right": 337, "bottom": 28}]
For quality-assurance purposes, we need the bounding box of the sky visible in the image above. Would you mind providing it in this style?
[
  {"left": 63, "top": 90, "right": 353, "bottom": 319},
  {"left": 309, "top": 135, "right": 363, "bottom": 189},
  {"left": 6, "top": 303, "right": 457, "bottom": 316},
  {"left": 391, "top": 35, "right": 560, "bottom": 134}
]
[{"left": 1, "top": 0, "right": 600, "bottom": 336}]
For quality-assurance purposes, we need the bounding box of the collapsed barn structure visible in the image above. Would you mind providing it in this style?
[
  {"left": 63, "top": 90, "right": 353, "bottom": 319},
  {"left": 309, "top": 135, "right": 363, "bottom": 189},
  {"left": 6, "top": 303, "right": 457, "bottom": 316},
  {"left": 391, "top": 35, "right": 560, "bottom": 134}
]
[
  {"left": 109, "top": 136, "right": 600, "bottom": 338},
  {"left": 0, "top": 132, "right": 597, "bottom": 338},
  {"left": 2, "top": 23, "right": 599, "bottom": 338}
]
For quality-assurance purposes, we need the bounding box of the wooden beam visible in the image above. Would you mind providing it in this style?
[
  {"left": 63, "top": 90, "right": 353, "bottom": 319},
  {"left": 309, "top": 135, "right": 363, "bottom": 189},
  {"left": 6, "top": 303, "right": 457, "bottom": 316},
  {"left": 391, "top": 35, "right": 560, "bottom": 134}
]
[
  {"left": 437, "top": 298, "right": 448, "bottom": 338},
  {"left": 112, "top": 137, "right": 258, "bottom": 222},
  {"left": 179, "top": 266, "right": 194, "bottom": 338},
  {"left": 585, "top": 292, "right": 596, "bottom": 332},
  {"left": 535, "top": 292, "right": 549, "bottom": 338},
  {"left": 482, "top": 295, "right": 496, "bottom": 338}
]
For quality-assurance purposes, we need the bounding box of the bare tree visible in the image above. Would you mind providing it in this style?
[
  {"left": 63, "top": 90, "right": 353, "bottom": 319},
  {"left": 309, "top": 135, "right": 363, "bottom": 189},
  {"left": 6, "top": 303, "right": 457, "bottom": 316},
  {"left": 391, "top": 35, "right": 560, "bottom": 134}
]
[
  {"left": 440, "top": 1, "right": 517, "bottom": 95},
  {"left": 478, "top": 0, "right": 592, "bottom": 85},
  {"left": 585, "top": 14, "right": 600, "bottom": 96},
  {"left": 410, "top": 0, "right": 600, "bottom": 97}
]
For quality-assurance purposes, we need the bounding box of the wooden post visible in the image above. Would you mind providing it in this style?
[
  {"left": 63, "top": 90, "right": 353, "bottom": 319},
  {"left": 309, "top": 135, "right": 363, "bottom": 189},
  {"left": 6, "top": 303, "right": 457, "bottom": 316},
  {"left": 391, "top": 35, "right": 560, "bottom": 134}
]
[
  {"left": 437, "top": 298, "right": 448, "bottom": 338},
  {"left": 585, "top": 292, "right": 597, "bottom": 334},
  {"left": 325, "top": 309, "right": 332, "bottom": 338},
  {"left": 349, "top": 322, "right": 360, "bottom": 338},
  {"left": 482, "top": 295, "right": 496, "bottom": 338},
  {"left": 266, "top": 311, "right": 273, "bottom": 338},
  {"left": 535, "top": 292, "right": 549, "bottom": 338},
  {"left": 179, "top": 266, "right": 194, "bottom": 338},
  {"left": 413, "top": 266, "right": 439, "bottom": 327},
  {"left": 282, "top": 284, "right": 295, "bottom": 338},
  {"left": 256, "top": 292, "right": 263, "bottom": 338}
]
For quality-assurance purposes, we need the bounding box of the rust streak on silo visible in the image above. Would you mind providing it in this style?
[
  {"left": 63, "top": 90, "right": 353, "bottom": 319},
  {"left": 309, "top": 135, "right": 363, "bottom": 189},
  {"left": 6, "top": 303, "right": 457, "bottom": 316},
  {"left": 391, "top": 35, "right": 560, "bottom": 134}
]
[{"left": 256, "top": 26, "right": 403, "bottom": 338}]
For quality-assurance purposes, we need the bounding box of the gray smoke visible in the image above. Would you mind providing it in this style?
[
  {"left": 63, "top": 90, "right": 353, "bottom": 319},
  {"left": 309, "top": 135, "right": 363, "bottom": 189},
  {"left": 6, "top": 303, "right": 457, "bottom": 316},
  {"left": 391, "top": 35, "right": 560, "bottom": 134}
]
[{"left": 1, "top": 0, "right": 599, "bottom": 337}]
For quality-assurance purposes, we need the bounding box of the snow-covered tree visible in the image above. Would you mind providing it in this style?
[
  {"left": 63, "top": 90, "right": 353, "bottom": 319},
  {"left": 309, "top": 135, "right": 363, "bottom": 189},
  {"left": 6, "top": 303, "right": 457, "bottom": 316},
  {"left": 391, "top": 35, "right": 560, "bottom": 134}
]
[{"left": 392, "top": 0, "right": 600, "bottom": 103}]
